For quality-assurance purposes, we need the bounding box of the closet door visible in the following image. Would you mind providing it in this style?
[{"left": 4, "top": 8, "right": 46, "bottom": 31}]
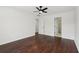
[{"left": 54, "top": 17, "right": 62, "bottom": 37}]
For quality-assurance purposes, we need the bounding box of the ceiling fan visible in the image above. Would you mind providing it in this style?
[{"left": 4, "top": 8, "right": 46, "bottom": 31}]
[{"left": 34, "top": 6, "right": 48, "bottom": 14}]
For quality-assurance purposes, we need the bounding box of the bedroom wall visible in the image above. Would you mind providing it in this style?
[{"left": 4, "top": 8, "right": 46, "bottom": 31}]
[
  {"left": 0, "top": 7, "right": 76, "bottom": 45},
  {"left": 0, "top": 7, "right": 35, "bottom": 45},
  {"left": 75, "top": 7, "right": 79, "bottom": 51},
  {"left": 39, "top": 10, "right": 75, "bottom": 40}
]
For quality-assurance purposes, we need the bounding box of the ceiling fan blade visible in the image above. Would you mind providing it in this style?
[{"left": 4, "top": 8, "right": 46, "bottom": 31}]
[
  {"left": 42, "top": 10, "right": 47, "bottom": 13},
  {"left": 42, "top": 8, "right": 48, "bottom": 11},
  {"left": 36, "top": 7, "right": 40, "bottom": 11}
]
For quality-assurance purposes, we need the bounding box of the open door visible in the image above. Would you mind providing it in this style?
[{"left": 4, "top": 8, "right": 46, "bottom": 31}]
[{"left": 54, "top": 17, "right": 62, "bottom": 37}]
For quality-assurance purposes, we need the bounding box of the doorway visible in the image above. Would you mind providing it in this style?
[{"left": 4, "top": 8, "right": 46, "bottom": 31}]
[{"left": 54, "top": 17, "right": 62, "bottom": 37}]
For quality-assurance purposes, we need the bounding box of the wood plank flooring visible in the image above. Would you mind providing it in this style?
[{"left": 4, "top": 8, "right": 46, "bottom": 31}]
[{"left": 0, "top": 34, "right": 78, "bottom": 53}]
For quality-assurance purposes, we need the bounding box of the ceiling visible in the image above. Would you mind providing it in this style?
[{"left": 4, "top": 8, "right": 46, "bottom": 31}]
[{"left": 12, "top": 6, "right": 75, "bottom": 15}]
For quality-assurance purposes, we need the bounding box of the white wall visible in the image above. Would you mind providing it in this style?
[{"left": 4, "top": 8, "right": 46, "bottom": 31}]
[
  {"left": 39, "top": 15, "right": 54, "bottom": 36},
  {"left": 39, "top": 10, "right": 75, "bottom": 40},
  {"left": 0, "top": 7, "right": 35, "bottom": 45},
  {"left": 75, "top": 7, "right": 79, "bottom": 51},
  {"left": 0, "top": 7, "right": 76, "bottom": 46}
]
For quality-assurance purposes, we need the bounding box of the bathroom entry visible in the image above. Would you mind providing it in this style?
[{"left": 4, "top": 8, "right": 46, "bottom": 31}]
[{"left": 54, "top": 17, "right": 62, "bottom": 37}]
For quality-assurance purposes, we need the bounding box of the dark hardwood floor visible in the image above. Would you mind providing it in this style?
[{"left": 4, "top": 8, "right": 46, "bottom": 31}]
[{"left": 0, "top": 34, "right": 78, "bottom": 53}]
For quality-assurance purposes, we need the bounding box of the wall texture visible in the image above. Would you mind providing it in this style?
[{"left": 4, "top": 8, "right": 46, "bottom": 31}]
[
  {"left": 75, "top": 7, "right": 79, "bottom": 51},
  {"left": 0, "top": 7, "right": 35, "bottom": 45},
  {"left": 39, "top": 10, "right": 75, "bottom": 40}
]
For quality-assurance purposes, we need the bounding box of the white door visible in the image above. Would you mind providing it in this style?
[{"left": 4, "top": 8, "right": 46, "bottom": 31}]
[{"left": 54, "top": 17, "right": 62, "bottom": 37}]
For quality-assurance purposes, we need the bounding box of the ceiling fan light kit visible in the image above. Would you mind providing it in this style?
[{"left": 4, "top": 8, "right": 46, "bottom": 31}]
[{"left": 36, "top": 6, "right": 48, "bottom": 14}]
